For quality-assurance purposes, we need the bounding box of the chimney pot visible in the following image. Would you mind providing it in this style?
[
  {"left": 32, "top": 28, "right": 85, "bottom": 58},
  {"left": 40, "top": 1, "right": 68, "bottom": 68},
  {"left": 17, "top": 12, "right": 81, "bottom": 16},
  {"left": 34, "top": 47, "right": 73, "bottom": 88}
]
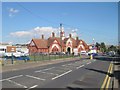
[
  {"left": 41, "top": 34, "right": 44, "bottom": 39},
  {"left": 76, "top": 36, "right": 79, "bottom": 40},
  {"left": 69, "top": 34, "right": 72, "bottom": 38},
  {"left": 52, "top": 32, "right": 55, "bottom": 37}
]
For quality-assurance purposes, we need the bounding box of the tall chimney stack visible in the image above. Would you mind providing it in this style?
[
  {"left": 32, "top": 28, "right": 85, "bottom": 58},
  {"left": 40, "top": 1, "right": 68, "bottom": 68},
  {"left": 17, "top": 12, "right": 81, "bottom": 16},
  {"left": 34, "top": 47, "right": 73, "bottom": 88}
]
[
  {"left": 52, "top": 32, "right": 55, "bottom": 37},
  {"left": 76, "top": 36, "right": 79, "bottom": 40},
  {"left": 69, "top": 34, "right": 72, "bottom": 38},
  {"left": 41, "top": 34, "right": 44, "bottom": 39}
]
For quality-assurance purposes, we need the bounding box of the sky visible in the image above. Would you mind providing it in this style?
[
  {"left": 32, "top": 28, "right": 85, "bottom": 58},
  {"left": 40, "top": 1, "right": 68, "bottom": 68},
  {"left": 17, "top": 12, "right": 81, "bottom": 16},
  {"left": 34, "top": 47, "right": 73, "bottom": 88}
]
[{"left": 2, "top": 2, "right": 118, "bottom": 45}]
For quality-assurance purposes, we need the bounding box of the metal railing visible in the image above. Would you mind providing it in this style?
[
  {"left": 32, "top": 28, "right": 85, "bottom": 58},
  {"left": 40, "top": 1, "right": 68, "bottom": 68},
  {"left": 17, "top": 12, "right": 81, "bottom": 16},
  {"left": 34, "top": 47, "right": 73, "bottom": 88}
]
[{"left": 1, "top": 53, "right": 78, "bottom": 66}]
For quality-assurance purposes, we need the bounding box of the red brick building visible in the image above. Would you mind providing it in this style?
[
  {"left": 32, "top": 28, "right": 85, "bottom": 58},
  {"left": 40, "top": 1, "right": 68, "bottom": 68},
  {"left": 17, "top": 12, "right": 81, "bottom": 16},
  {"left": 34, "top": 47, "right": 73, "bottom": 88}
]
[{"left": 28, "top": 24, "right": 89, "bottom": 54}]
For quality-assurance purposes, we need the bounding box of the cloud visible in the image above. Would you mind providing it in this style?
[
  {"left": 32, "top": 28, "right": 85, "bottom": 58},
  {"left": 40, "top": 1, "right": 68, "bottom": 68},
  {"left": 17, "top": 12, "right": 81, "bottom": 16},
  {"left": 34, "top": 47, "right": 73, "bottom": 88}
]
[
  {"left": 10, "top": 31, "right": 32, "bottom": 37},
  {"left": 9, "top": 8, "right": 19, "bottom": 13},
  {"left": 10, "top": 26, "right": 59, "bottom": 38},
  {"left": 71, "top": 29, "right": 78, "bottom": 38},
  {"left": 8, "top": 8, "right": 19, "bottom": 17},
  {"left": 9, "top": 26, "right": 78, "bottom": 44},
  {"left": 65, "top": 28, "right": 78, "bottom": 38},
  {"left": 32, "top": 26, "right": 59, "bottom": 38},
  {"left": 34, "top": 26, "right": 57, "bottom": 34}
]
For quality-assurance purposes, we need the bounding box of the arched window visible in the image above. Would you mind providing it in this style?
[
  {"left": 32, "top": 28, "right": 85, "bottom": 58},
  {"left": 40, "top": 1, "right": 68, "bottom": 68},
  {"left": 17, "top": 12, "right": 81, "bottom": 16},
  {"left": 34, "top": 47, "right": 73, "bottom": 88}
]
[{"left": 52, "top": 46, "right": 59, "bottom": 52}]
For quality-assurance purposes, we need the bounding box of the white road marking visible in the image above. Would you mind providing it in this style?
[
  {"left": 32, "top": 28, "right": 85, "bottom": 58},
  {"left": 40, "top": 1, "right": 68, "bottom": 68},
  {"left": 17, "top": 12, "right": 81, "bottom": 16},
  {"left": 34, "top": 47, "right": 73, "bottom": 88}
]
[
  {"left": 53, "top": 69, "right": 65, "bottom": 72},
  {"left": 55, "top": 67, "right": 71, "bottom": 71},
  {"left": 12, "top": 69, "right": 18, "bottom": 71},
  {"left": 62, "top": 65, "right": 76, "bottom": 68},
  {"left": 0, "top": 75, "right": 23, "bottom": 82},
  {"left": 52, "top": 70, "right": 72, "bottom": 80},
  {"left": 26, "top": 75, "right": 45, "bottom": 81},
  {"left": 40, "top": 71, "right": 59, "bottom": 75},
  {"left": 76, "top": 65, "right": 85, "bottom": 69},
  {"left": 62, "top": 65, "right": 66, "bottom": 66},
  {"left": 67, "top": 63, "right": 72, "bottom": 65},
  {"left": 7, "top": 79, "right": 27, "bottom": 88},
  {"left": 87, "top": 62, "right": 91, "bottom": 65},
  {"left": 35, "top": 67, "right": 55, "bottom": 73},
  {"left": 29, "top": 85, "right": 38, "bottom": 89}
]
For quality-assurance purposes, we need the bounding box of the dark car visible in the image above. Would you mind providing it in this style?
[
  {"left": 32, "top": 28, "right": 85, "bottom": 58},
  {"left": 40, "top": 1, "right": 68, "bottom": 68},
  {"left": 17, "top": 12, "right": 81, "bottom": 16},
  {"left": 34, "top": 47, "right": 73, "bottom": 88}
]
[
  {"left": 16, "top": 56, "right": 30, "bottom": 61},
  {"left": 88, "top": 53, "right": 98, "bottom": 57}
]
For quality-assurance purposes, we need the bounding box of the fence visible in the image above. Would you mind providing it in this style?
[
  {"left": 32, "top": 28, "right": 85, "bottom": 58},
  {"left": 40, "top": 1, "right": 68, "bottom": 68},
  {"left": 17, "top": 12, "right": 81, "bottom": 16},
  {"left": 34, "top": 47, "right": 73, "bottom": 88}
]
[
  {"left": 1, "top": 53, "right": 79, "bottom": 66},
  {"left": 30, "top": 53, "right": 75, "bottom": 61}
]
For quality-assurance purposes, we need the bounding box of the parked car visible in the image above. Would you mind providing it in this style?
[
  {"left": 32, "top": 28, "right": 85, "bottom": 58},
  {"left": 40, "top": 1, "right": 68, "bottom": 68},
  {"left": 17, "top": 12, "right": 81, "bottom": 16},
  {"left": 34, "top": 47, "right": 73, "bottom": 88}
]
[
  {"left": 16, "top": 56, "right": 30, "bottom": 61},
  {"left": 80, "top": 51, "right": 87, "bottom": 55},
  {"left": 88, "top": 53, "right": 98, "bottom": 57}
]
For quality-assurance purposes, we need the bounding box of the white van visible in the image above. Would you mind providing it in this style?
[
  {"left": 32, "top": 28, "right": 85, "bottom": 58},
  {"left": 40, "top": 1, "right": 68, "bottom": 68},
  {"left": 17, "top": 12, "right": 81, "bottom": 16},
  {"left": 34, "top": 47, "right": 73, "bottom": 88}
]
[{"left": 0, "top": 46, "right": 6, "bottom": 57}]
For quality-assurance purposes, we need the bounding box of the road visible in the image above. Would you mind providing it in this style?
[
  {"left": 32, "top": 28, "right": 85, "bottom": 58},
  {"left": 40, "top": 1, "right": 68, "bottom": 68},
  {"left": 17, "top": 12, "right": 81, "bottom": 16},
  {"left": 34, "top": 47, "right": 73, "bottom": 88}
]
[{"left": 1, "top": 58, "right": 113, "bottom": 89}]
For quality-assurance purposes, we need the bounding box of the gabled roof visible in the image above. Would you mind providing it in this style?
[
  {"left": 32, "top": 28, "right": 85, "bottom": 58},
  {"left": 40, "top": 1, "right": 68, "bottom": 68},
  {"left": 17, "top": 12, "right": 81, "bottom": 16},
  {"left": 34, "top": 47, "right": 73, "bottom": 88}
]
[
  {"left": 64, "top": 38, "right": 77, "bottom": 48},
  {"left": 48, "top": 37, "right": 61, "bottom": 46},
  {"left": 29, "top": 37, "right": 88, "bottom": 50},
  {"left": 76, "top": 39, "right": 89, "bottom": 49},
  {"left": 32, "top": 38, "right": 48, "bottom": 48},
  {"left": 70, "top": 38, "right": 77, "bottom": 47}
]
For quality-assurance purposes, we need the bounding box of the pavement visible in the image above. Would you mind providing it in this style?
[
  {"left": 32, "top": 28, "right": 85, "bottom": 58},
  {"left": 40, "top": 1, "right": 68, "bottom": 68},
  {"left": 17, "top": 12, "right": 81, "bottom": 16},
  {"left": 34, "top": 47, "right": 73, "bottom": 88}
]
[
  {"left": 95, "top": 56, "right": 120, "bottom": 89},
  {"left": 1, "top": 57, "right": 80, "bottom": 73},
  {"left": 112, "top": 57, "right": 120, "bottom": 89}
]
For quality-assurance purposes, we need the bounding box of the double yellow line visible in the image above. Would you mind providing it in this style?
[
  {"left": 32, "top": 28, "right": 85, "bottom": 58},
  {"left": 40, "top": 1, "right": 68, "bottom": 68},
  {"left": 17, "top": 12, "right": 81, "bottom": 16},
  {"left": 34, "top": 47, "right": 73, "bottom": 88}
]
[{"left": 101, "top": 63, "right": 113, "bottom": 90}]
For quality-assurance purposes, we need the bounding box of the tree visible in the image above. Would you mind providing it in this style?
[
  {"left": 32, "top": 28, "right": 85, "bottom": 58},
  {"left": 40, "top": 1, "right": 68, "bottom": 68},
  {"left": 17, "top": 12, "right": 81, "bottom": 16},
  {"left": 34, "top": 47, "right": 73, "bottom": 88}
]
[
  {"left": 108, "top": 45, "right": 117, "bottom": 52},
  {"left": 100, "top": 42, "right": 107, "bottom": 53},
  {"left": 95, "top": 42, "right": 100, "bottom": 50}
]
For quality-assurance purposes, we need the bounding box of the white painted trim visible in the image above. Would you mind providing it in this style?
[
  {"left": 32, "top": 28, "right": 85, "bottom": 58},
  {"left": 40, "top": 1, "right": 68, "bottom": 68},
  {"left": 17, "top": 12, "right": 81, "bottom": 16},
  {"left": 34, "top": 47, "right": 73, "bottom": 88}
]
[{"left": 50, "top": 43, "right": 61, "bottom": 53}]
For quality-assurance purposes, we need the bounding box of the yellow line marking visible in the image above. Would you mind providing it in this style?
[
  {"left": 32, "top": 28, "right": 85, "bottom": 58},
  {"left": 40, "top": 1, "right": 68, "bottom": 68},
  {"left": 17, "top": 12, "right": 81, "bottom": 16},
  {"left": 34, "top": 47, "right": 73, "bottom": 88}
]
[
  {"left": 105, "top": 64, "right": 113, "bottom": 90},
  {"left": 106, "top": 77, "right": 111, "bottom": 90},
  {"left": 101, "top": 63, "right": 112, "bottom": 90}
]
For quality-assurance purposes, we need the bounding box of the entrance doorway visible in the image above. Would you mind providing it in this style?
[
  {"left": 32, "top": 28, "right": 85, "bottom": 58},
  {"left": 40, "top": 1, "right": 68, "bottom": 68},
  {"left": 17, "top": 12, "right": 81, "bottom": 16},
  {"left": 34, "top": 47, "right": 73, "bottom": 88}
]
[{"left": 67, "top": 47, "right": 71, "bottom": 54}]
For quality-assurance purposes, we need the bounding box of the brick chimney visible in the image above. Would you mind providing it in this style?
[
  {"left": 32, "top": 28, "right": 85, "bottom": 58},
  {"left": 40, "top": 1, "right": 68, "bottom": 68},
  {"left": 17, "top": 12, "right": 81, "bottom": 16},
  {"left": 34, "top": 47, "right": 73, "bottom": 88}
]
[
  {"left": 69, "top": 34, "right": 72, "bottom": 38},
  {"left": 41, "top": 34, "right": 44, "bottom": 39},
  {"left": 52, "top": 32, "right": 55, "bottom": 37},
  {"left": 76, "top": 36, "right": 79, "bottom": 40}
]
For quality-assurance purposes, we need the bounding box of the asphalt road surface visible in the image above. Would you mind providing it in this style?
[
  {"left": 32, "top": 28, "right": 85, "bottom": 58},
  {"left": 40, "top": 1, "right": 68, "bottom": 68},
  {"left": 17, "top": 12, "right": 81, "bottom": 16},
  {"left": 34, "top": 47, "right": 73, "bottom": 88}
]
[{"left": 1, "top": 58, "right": 113, "bottom": 89}]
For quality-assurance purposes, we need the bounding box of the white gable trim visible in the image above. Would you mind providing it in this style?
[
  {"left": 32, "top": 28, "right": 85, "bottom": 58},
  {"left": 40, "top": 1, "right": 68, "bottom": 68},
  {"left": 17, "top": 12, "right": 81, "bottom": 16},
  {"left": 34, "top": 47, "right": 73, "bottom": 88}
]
[
  {"left": 30, "top": 41, "right": 35, "bottom": 46},
  {"left": 78, "top": 44, "right": 85, "bottom": 50},
  {"left": 53, "top": 40, "right": 58, "bottom": 43},
  {"left": 66, "top": 38, "right": 72, "bottom": 47},
  {"left": 49, "top": 43, "right": 61, "bottom": 53}
]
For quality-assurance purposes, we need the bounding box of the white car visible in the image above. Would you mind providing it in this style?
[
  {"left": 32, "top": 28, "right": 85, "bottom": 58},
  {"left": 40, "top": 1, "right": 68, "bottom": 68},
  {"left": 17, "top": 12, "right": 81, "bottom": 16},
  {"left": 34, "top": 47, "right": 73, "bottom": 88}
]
[
  {"left": 80, "top": 51, "right": 87, "bottom": 55},
  {"left": 4, "top": 51, "right": 29, "bottom": 57}
]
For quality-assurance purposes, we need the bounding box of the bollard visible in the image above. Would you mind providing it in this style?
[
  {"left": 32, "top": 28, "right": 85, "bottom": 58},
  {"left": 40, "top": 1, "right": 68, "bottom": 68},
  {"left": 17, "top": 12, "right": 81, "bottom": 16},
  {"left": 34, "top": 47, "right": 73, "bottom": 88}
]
[
  {"left": 11, "top": 53, "right": 14, "bottom": 64},
  {"left": 0, "top": 60, "right": 2, "bottom": 65},
  {"left": 90, "top": 54, "right": 93, "bottom": 60},
  {"left": 24, "top": 59, "right": 27, "bottom": 63},
  {"left": 79, "top": 53, "right": 81, "bottom": 58}
]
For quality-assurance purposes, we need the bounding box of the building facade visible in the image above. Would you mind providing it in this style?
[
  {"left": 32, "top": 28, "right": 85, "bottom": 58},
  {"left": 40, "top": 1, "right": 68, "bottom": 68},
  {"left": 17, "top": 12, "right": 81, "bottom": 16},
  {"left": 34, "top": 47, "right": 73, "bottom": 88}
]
[{"left": 28, "top": 24, "right": 89, "bottom": 54}]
